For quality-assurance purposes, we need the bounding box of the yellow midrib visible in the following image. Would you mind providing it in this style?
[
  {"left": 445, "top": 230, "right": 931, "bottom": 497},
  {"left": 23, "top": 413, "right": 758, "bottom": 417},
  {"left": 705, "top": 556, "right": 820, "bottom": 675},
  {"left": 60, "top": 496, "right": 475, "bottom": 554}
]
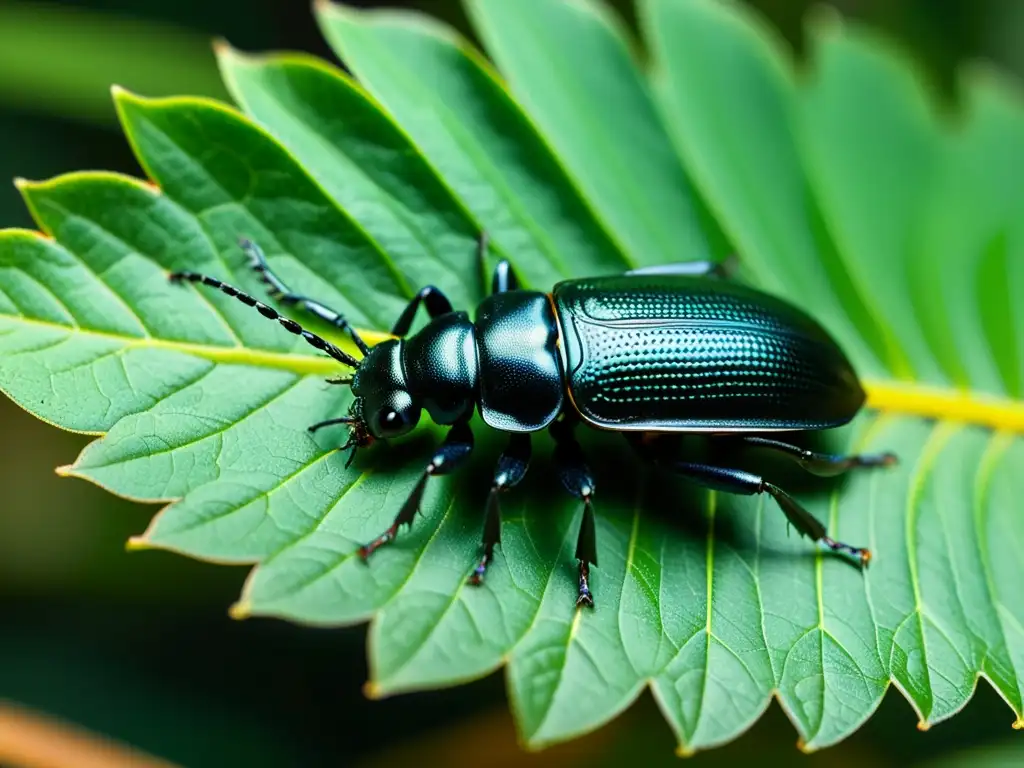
[
  {"left": 0, "top": 314, "right": 386, "bottom": 376},
  {"left": 864, "top": 380, "right": 1024, "bottom": 433},
  {"left": 3, "top": 315, "right": 1023, "bottom": 433}
]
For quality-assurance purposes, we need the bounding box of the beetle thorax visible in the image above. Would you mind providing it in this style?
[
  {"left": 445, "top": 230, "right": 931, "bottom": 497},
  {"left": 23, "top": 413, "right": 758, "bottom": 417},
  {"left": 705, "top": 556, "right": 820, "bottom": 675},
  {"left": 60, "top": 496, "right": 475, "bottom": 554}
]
[{"left": 401, "top": 311, "right": 479, "bottom": 426}]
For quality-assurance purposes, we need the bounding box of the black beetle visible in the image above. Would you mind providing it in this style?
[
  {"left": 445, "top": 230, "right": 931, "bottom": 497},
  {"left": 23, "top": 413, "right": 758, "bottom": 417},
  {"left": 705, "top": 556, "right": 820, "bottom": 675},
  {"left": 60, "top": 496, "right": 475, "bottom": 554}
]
[{"left": 170, "top": 235, "right": 895, "bottom": 608}]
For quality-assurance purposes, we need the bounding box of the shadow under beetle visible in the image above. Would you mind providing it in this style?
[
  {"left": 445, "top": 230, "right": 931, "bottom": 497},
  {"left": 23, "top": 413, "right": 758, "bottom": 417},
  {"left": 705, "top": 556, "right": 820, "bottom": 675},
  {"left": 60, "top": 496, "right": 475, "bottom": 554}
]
[{"left": 170, "top": 235, "right": 896, "bottom": 608}]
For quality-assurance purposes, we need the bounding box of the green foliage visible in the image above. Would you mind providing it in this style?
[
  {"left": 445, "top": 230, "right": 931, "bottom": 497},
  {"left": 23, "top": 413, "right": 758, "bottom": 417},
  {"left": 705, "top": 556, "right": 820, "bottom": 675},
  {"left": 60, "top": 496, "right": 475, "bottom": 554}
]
[
  {"left": 0, "top": 1, "right": 227, "bottom": 125},
  {"left": 2, "top": 0, "right": 1023, "bottom": 754}
]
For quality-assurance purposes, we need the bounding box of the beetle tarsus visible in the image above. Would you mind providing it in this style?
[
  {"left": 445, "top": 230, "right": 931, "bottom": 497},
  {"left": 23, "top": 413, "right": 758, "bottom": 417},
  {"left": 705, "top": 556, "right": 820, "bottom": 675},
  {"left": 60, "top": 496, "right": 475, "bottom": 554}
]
[
  {"left": 467, "top": 434, "right": 532, "bottom": 587},
  {"left": 359, "top": 422, "right": 475, "bottom": 564},
  {"left": 468, "top": 495, "right": 499, "bottom": 587},
  {"left": 467, "top": 549, "right": 492, "bottom": 586},
  {"left": 550, "top": 418, "right": 599, "bottom": 609},
  {"left": 359, "top": 525, "right": 398, "bottom": 560},
  {"left": 576, "top": 562, "right": 594, "bottom": 608},
  {"left": 735, "top": 436, "right": 900, "bottom": 478},
  {"left": 822, "top": 536, "right": 872, "bottom": 567},
  {"left": 856, "top": 452, "right": 898, "bottom": 469}
]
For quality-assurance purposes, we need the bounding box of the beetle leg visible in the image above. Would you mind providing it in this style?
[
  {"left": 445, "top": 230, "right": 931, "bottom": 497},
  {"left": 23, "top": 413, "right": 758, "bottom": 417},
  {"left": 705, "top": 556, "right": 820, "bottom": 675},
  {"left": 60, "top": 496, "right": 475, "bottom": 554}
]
[
  {"left": 490, "top": 259, "right": 520, "bottom": 294},
  {"left": 625, "top": 255, "right": 737, "bottom": 279},
  {"left": 358, "top": 421, "right": 474, "bottom": 559},
  {"left": 725, "top": 435, "right": 898, "bottom": 478},
  {"left": 239, "top": 238, "right": 370, "bottom": 355},
  {"left": 550, "top": 417, "right": 598, "bottom": 608},
  {"left": 468, "top": 433, "right": 532, "bottom": 586},
  {"left": 629, "top": 436, "right": 871, "bottom": 566},
  {"left": 390, "top": 286, "right": 455, "bottom": 337}
]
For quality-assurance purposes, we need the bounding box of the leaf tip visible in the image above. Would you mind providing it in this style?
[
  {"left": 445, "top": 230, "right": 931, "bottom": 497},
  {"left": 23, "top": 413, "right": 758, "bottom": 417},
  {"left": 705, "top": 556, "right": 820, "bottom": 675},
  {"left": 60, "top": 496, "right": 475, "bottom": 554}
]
[
  {"left": 212, "top": 36, "right": 233, "bottom": 57},
  {"left": 806, "top": 3, "right": 845, "bottom": 38},
  {"left": 314, "top": 0, "right": 354, "bottom": 23},
  {"left": 674, "top": 744, "right": 694, "bottom": 758},
  {"left": 362, "top": 680, "right": 383, "bottom": 700},
  {"left": 916, "top": 720, "right": 931, "bottom": 732},
  {"left": 12, "top": 177, "right": 31, "bottom": 191},
  {"left": 1014, "top": 717, "right": 1023, "bottom": 730},
  {"left": 54, "top": 464, "right": 74, "bottom": 478},
  {"left": 228, "top": 600, "right": 251, "bottom": 620},
  {"left": 110, "top": 84, "right": 143, "bottom": 108},
  {"left": 125, "top": 536, "right": 152, "bottom": 552}
]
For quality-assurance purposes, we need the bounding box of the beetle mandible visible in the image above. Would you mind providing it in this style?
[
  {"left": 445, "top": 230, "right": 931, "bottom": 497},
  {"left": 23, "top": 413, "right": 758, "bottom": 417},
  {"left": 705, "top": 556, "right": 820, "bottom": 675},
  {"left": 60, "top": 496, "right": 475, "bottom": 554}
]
[{"left": 170, "top": 235, "right": 896, "bottom": 608}]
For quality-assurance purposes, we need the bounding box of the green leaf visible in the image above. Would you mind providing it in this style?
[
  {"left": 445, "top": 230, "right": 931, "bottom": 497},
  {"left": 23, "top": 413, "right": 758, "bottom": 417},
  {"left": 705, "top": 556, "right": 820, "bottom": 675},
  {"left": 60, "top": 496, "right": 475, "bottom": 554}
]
[
  {"left": 314, "top": 0, "right": 632, "bottom": 288},
  {"left": 0, "top": 1, "right": 228, "bottom": 126},
  {"left": 3, "top": 0, "right": 1024, "bottom": 756},
  {"left": 463, "top": 0, "right": 728, "bottom": 267},
  {"left": 796, "top": 11, "right": 947, "bottom": 386},
  {"left": 639, "top": 0, "right": 887, "bottom": 379},
  {"left": 215, "top": 45, "right": 484, "bottom": 310}
]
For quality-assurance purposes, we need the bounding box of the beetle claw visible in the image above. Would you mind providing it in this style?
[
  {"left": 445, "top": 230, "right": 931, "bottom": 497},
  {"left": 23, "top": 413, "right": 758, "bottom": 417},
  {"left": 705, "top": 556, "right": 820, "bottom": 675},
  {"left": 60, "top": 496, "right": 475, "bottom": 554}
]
[
  {"left": 467, "top": 554, "right": 490, "bottom": 586},
  {"left": 576, "top": 561, "right": 595, "bottom": 608},
  {"left": 822, "top": 535, "right": 871, "bottom": 568},
  {"left": 358, "top": 526, "right": 397, "bottom": 560}
]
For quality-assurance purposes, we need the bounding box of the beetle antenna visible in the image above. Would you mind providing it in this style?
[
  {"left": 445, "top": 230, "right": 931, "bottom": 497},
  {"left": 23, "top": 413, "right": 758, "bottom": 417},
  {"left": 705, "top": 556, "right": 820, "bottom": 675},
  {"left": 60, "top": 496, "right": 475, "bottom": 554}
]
[{"left": 168, "top": 270, "right": 360, "bottom": 368}]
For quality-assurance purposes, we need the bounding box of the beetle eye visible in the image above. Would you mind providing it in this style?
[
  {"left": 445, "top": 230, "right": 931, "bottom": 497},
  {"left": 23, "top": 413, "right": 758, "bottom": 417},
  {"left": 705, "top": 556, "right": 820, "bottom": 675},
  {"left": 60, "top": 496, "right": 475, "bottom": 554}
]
[{"left": 376, "top": 406, "right": 408, "bottom": 437}]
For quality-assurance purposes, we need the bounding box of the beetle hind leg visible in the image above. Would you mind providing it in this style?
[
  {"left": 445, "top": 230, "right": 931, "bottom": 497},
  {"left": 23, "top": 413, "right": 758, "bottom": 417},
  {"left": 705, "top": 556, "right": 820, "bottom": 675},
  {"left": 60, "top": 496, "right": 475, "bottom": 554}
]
[
  {"left": 728, "top": 435, "right": 897, "bottom": 478},
  {"left": 629, "top": 435, "right": 871, "bottom": 566},
  {"left": 760, "top": 480, "right": 871, "bottom": 565},
  {"left": 550, "top": 417, "right": 598, "bottom": 608}
]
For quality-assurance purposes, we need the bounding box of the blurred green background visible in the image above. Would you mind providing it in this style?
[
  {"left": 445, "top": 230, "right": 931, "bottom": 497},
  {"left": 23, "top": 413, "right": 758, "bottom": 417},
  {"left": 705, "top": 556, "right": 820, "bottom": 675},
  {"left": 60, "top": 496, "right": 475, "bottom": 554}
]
[{"left": 1, "top": 1, "right": 1022, "bottom": 765}]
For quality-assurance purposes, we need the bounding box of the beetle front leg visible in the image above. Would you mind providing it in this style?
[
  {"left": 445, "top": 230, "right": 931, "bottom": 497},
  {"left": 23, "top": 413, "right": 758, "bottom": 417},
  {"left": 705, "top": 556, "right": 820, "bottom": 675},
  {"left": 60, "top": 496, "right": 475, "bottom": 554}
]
[
  {"left": 240, "top": 239, "right": 370, "bottom": 354},
  {"left": 468, "top": 433, "right": 532, "bottom": 586},
  {"left": 390, "top": 285, "right": 455, "bottom": 337},
  {"left": 725, "top": 435, "right": 897, "bottom": 478},
  {"left": 550, "top": 417, "right": 598, "bottom": 608},
  {"left": 630, "top": 436, "right": 870, "bottom": 566},
  {"left": 359, "top": 421, "right": 474, "bottom": 558}
]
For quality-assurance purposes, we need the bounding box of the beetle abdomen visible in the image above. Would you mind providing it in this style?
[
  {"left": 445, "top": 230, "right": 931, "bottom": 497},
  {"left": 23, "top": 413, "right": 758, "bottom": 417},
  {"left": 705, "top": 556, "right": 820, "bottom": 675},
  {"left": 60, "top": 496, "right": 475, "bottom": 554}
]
[{"left": 552, "top": 275, "right": 865, "bottom": 432}]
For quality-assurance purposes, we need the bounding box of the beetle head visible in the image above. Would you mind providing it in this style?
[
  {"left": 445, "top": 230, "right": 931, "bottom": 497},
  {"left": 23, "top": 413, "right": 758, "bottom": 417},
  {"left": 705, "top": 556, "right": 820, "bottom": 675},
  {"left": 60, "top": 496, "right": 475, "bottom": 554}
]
[{"left": 349, "top": 339, "right": 422, "bottom": 444}]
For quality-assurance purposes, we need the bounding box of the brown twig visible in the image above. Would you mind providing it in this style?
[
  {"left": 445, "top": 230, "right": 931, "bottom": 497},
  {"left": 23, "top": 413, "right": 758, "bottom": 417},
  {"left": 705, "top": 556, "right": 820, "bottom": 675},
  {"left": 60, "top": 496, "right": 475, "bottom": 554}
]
[{"left": 0, "top": 700, "right": 180, "bottom": 768}]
